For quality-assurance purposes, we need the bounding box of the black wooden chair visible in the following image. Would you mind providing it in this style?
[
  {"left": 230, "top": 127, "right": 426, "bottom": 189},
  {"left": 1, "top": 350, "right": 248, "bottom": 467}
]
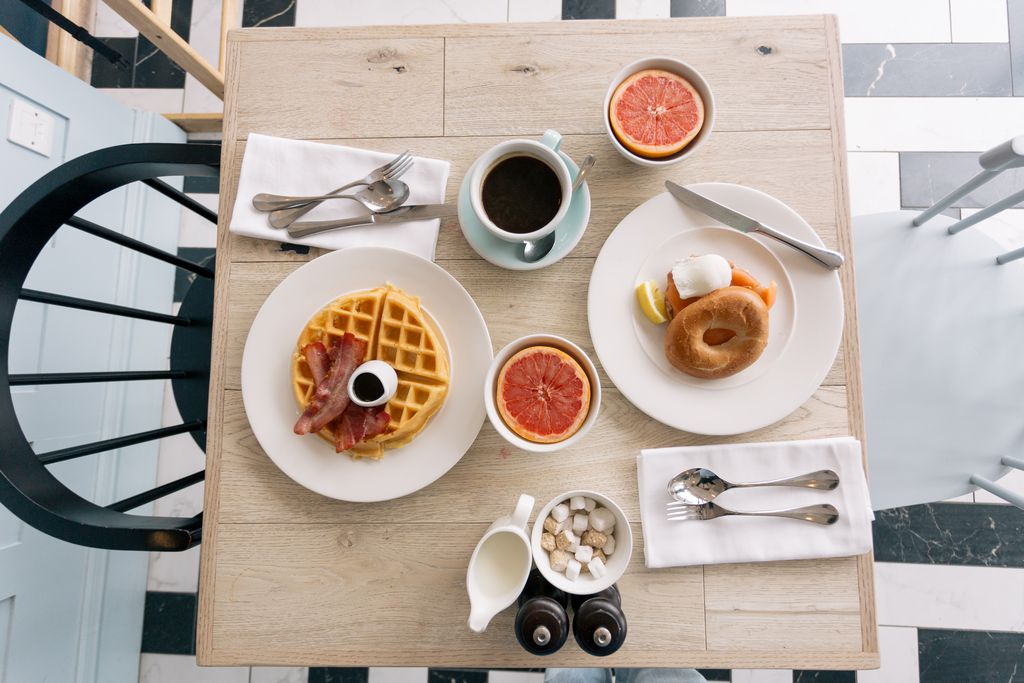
[{"left": 0, "top": 142, "right": 219, "bottom": 551}]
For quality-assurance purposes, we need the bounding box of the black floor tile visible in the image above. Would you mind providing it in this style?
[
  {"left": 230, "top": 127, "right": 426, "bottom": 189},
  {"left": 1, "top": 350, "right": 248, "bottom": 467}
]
[
  {"left": 918, "top": 629, "right": 1024, "bottom": 683},
  {"left": 670, "top": 0, "right": 726, "bottom": 17},
  {"left": 873, "top": 503, "right": 1024, "bottom": 568},
  {"left": 428, "top": 670, "right": 488, "bottom": 683},
  {"left": 562, "top": 0, "right": 614, "bottom": 20},
  {"left": 134, "top": 36, "right": 187, "bottom": 89},
  {"left": 899, "top": 152, "right": 1024, "bottom": 210},
  {"left": 141, "top": 591, "right": 197, "bottom": 655},
  {"left": 793, "top": 672, "right": 854, "bottom": 682},
  {"left": 697, "top": 669, "right": 730, "bottom": 681},
  {"left": 242, "top": 0, "right": 298, "bottom": 28},
  {"left": 1009, "top": 0, "right": 1024, "bottom": 95},
  {"left": 90, "top": 37, "right": 136, "bottom": 88},
  {"left": 844, "top": 44, "right": 1012, "bottom": 97},
  {"left": 308, "top": 668, "right": 369, "bottom": 683}
]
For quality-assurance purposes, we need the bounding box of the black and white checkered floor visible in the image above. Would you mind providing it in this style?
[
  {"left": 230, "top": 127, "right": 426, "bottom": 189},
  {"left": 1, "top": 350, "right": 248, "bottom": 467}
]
[{"left": 82, "top": 0, "right": 1024, "bottom": 681}]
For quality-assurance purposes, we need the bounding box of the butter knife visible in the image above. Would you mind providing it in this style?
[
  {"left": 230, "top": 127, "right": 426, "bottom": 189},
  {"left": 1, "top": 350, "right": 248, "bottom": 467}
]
[
  {"left": 286, "top": 204, "right": 458, "bottom": 239},
  {"left": 665, "top": 181, "right": 845, "bottom": 270}
]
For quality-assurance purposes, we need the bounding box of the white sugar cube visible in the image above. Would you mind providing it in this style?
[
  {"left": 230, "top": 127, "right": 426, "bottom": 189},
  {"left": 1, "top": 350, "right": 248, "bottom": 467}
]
[
  {"left": 583, "top": 497, "right": 597, "bottom": 512},
  {"left": 590, "top": 507, "right": 615, "bottom": 532},
  {"left": 565, "top": 558, "right": 581, "bottom": 581},
  {"left": 574, "top": 545, "right": 593, "bottom": 563},
  {"left": 603, "top": 534, "right": 616, "bottom": 555},
  {"left": 568, "top": 535, "right": 580, "bottom": 552},
  {"left": 572, "top": 513, "right": 589, "bottom": 534},
  {"left": 569, "top": 495, "right": 586, "bottom": 510},
  {"left": 588, "top": 557, "right": 607, "bottom": 578},
  {"left": 551, "top": 503, "right": 570, "bottom": 522},
  {"left": 555, "top": 518, "right": 570, "bottom": 534}
]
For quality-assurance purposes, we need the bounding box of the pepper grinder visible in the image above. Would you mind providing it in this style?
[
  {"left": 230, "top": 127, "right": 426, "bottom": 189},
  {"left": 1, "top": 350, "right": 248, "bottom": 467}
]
[
  {"left": 572, "top": 584, "right": 627, "bottom": 657},
  {"left": 514, "top": 569, "right": 570, "bottom": 655}
]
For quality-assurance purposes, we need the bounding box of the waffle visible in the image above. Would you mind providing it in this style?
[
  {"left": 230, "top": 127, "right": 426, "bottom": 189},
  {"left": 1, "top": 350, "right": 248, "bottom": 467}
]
[{"left": 291, "top": 285, "right": 449, "bottom": 460}]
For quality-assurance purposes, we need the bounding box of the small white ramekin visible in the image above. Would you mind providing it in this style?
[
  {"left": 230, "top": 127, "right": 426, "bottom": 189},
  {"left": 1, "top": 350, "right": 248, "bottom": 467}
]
[
  {"left": 483, "top": 334, "right": 601, "bottom": 453},
  {"left": 603, "top": 56, "right": 716, "bottom": 167},
  {"left": 531, "top": 489, "right": 632, "bottom": 596}
]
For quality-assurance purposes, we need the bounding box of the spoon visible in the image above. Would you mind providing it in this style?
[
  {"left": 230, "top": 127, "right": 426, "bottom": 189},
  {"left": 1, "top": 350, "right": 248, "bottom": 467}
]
[
  {"left": 519, "top": 155, "right": 595, "bottom": 263},
  {"left": 260, "top": 180, "right": 410, "bottom": 229},
  {"left": 667, "top": 467, "right": 840, "bottom": 505}
]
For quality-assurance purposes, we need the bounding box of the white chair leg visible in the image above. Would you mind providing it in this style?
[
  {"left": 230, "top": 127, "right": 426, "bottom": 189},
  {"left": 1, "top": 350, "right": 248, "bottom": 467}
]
[
  {"left": 947, "top": 187, "right": 1024, "bottom": 235},
  {"left": 970, "top": 474, "right": 1024, "bottom": 510},
  {"left": 914, "top": 169, "right": 998, "bottom": 226},
  {"left": 996, "top": 245, "right": 1024, "bottom": 265},
  {"left": 1003, "top": 455, "right": 1024, "bottom": 470}
]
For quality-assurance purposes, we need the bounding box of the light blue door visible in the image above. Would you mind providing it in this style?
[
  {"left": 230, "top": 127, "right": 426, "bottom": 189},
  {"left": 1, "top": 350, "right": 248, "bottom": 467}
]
[{"left": 1, "top": 37, "right": 184, "bottom": 682}]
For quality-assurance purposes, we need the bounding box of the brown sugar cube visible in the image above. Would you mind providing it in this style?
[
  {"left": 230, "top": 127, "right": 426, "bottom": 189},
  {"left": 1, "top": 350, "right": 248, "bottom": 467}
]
[
  {"left": 581, "top": 529, "right": 607, "bottom": 549},
  {"left": 543, "top": 516, "right": 559, "bottom": 534},
  {"left": 549, "top": 549, "right": 570, "bottom": 572},
  {"left": 541, "top": 532, "right": 556, "bottom": 552},
  {"left": 555, "top": 530, "right": 575, "bottom": 551}
]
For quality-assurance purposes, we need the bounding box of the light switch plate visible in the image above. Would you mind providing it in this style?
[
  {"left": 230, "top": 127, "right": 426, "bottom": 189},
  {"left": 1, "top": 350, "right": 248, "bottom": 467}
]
[{"left": 7, "top": 98, "right": 56, "bottom": 157}]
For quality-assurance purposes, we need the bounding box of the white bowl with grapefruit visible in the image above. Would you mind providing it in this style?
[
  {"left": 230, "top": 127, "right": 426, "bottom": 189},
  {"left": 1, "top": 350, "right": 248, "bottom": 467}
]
[
  {"left": 604, "top": 56, "right": 714, "bottom": 167},
  {"left": 484, "top": 334, "right": 601, "bottom": 453}
]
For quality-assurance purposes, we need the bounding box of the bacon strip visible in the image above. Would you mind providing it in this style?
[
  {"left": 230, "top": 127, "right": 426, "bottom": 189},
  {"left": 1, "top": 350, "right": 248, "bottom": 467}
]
[
  {"left": 293, "top": 333, "right": 366, "bottom": 435},
  {"left": 332, "top": 403, "right": 391, "bottom": 453},
  {"left": 303, "top": 341, "right": 330, "bottom": 385}
]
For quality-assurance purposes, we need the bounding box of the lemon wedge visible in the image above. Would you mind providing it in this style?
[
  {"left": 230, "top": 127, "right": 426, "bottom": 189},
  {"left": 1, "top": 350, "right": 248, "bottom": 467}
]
[{"left": 635, "top": 280, "right": 668, "bottom": 324}]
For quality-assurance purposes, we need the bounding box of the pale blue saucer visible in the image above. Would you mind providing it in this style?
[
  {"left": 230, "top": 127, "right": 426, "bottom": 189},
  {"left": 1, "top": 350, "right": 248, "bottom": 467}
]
[{"left": 457, "top": 151, "right": 591, "bottom": 270}]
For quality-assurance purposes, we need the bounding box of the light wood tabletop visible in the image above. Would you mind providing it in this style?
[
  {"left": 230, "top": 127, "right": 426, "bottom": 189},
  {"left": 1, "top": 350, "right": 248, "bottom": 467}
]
[{"left": 198, "top": 16, "right": 879, "bottom": 670}]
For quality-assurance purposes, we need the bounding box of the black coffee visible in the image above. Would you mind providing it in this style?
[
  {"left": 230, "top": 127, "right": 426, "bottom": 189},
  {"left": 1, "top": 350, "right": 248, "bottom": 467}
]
[{"left": 481, "top": 155, "right": 562, "bottom": 234}]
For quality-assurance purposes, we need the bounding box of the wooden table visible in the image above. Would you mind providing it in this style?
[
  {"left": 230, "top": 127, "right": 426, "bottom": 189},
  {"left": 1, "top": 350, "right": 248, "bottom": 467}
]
[{"left": 198, "top": 16, "right": 879, "bottom": 670}]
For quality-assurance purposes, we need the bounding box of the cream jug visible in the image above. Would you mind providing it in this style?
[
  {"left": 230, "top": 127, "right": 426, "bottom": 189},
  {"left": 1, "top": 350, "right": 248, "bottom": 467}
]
[{"left": 466, "top": 493, "right": 535, "bottom": 633}]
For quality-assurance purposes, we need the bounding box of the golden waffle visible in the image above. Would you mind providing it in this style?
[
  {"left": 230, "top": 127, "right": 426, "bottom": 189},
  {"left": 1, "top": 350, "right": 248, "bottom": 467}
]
[{"left": 291, "top": 285, "right": 450, "bottom": 460}]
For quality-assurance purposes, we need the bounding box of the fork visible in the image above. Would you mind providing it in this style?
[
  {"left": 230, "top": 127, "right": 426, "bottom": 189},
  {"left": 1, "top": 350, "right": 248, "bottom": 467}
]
[
  {"left": 666, "top": 501, "right": 839, "bottom": 525},
  {"left": 251, "top": 151, "right": 414, "bottom": 222}
]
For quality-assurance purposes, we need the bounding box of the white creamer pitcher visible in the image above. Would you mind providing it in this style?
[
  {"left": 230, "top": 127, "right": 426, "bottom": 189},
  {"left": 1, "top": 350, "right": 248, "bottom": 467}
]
[{"left": 466, "top": 493, "right": 535, "bottom": 633}]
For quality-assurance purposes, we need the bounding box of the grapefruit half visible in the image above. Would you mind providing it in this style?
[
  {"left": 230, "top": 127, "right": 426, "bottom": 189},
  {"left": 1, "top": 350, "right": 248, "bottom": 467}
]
[
  {"left": 496, "top": 346, "right": 591, "bottom": 444},
  {"left": 609, "top": 68, "right": 705, "bottom": 158}
]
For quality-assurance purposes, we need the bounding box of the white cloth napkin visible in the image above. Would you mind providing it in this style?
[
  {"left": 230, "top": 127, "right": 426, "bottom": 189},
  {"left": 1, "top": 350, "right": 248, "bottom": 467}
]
[
  {"left": 637, "top": 437, "right": 873, "bottom": 568},
  {"left": 229, "top": 133, "right": 451, "bottom": 260}
]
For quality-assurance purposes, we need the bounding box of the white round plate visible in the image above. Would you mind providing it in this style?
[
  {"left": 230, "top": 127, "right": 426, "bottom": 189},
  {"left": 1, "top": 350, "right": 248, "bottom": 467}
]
[
  {"left": 589, "top": 183, "right": 843, "bottom": 435},
  {"left": 241, "top": 247, "right": 493, "bottom": 502}
]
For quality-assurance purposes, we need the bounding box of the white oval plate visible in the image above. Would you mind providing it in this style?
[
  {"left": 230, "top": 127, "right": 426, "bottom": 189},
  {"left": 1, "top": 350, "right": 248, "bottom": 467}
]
[
  {"left": 588, "top": 183, "right": 843, "bottom": 435},
  {"left": 241, "top": 247, "right": 493, "bottom": 502}
]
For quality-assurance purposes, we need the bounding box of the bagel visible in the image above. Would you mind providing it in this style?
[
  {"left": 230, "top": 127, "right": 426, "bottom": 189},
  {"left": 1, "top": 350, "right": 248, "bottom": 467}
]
[{"left": 665, "top": 286, "right": 769, "bottom": 379}]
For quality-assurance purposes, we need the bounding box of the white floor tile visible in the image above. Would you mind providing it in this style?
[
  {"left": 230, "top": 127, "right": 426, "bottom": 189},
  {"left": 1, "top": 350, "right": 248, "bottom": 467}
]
[
  {"left": 847, "top": 152, "right": 900, "bottom": 216},
  {"left": 250, "top": 667, "right": 309, "bottom": 683},
  {"left": 367, "top": 667, "right": 428, "bottom": 683},
  {"left": 961, "top": 207, "right": 1024, "bottom": 251},
  {"left": 147, "top": 545, "right": 200, "bottom": 592},
  {"left": 857, "top": 626, "right": 920, "bottom": 683},
  {"left": 295, "top": 0, "right": 509, "bottom": 27},
  {"left": 727, "top": 0, "right": 951, "bottom": 43},
  {"left": 488, "top": 673, "right": 545, "bottom": 683},
  {"left": 844, "top": 98, "right": 1024, "bottom": 152},
  {"left": 508, "top": 0, "right": 561, "bottom": 21},
  {"left": 98, "top": 88, "right": 185, "bottom": 114},
  {"left": 94, "top": 1, "right": 139, "bottom": 37},
  {"left": 179, "top": 193, "right": 219, "bottom": 248},
  {"left": 616, "top": 0, "right": 670, "bottom": 19},
  {"left": 181, "top": 0, "right": 225, "bottom": 114},
  {"left": 138, "top": 654, "right": 249, "bottom": 683},
  {"left": 950, "top": 0, "right": 1009, "bottom": 42},
  {"left": 731, "top": 670, "right": 793, "bottom": 683},
  {"left": 875, "top": 562, "right": 1024, "bottom": 632}
]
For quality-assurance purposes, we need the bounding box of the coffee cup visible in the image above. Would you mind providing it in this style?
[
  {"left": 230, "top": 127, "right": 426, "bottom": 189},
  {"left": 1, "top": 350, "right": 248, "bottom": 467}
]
[{"left": 469, "top": 130, "right": 573, "bottom": 243}]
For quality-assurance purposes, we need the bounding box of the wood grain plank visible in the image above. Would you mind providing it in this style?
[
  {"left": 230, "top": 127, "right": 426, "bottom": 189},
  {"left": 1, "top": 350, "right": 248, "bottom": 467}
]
[
  {"left": 232, "top": 37, "right": 445, "bottom": 139},
  {"left": 215, "top": 386, "right": 849, "bottom": 525},
  {"left": 220, "top": 129, "right": 840, "bottom": 262},
  {"left": 705, "top": 558, "right": 862, "bottom": 651},
  {"left": 444, "top": 29, "right": 831, "bottom": 136},
  {"left": 221, "top": 258, "right": 846, "bottom": 392},
  {"left": 207, "top": 521, "right": 704, "bottom": 667}
]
